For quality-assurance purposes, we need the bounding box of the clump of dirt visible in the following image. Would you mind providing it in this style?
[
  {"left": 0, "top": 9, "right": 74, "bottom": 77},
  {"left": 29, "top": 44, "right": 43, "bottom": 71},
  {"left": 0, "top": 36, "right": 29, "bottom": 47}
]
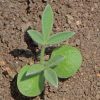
[{"left": 0, "top": 0, "right": 100, "bottom": 100}]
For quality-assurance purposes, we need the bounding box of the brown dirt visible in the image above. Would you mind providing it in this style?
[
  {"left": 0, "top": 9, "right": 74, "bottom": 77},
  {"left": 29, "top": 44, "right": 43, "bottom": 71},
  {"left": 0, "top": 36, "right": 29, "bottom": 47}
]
[{"left": 0, "top": 0, "right": 100, "bottom": 100}]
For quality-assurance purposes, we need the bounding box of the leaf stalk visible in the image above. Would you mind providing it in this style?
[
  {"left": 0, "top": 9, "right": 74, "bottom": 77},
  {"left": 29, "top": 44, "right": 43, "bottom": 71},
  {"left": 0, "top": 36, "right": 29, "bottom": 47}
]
[{"left": 40, "top": 46, "right": 45, "bottom": 64}]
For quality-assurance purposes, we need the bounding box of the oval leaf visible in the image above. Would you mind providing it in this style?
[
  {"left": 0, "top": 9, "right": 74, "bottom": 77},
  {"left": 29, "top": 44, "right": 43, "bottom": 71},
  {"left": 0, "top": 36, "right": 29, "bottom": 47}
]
[
  {"left": 44, "top": 68, "right": 58, "bottom": 88},
  {"left": 47, "top": 32, "right": 75, "bottom": 45},
  {"left": 17, "top": 65, "right": 45, "bottom": 97},
  {"left": 26, "top": 64, "right": 45, "bottom": 76},
  {"left": 27, "top": 30, "right": 44, "bottom": 45},
  {"left": 51, "top": 45, "right": 82, "bottom": 78},
  {"left": 42, "top": 4, "right": 54, "bottom": 41}
]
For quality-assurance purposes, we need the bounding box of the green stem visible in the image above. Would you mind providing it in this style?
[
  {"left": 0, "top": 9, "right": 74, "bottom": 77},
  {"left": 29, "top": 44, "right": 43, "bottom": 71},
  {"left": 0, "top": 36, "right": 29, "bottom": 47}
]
[{"left": 40, "top": 46, "right": 45, "bottom": 64}]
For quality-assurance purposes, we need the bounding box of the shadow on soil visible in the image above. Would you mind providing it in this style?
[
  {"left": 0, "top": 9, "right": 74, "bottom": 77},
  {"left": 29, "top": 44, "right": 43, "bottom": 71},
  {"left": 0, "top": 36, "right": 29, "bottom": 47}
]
[
  {"left": 9, "top": 29, "right": 40, "bottom": 62},
  {"left": 10, "top": 49, "right": 34, "bottom": 58},
  {"left": 10, "top": 30, "right": 56, "bottom": 59}
]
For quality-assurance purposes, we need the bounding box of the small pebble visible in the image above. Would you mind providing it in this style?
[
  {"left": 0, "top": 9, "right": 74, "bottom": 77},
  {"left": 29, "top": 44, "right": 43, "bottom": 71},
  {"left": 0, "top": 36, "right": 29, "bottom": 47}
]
[
  {"left": 45, "top": 55, "right": 49, "bottom": 61},
  {"left": 66, "top": 14, "right": 74, "bottom": 24},
  {"left": 76, "top": 20, "right": 81, "bottom": 26},
  {"left": 75, "top": 39, "right": 80, "bottom": 46}
]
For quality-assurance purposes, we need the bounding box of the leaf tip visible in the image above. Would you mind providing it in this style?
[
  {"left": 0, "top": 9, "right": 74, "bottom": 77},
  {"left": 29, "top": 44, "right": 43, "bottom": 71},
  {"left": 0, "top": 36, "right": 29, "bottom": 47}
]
[
  {"left": 46, "top": 4, "right": 52, "bottom": 8},
  {"left": 27, "top": 29, "right": 31, "bottom": 34}
]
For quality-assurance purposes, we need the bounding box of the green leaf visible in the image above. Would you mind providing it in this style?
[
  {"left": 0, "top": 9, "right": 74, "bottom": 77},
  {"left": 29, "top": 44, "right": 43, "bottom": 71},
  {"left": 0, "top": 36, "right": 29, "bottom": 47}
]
[
  {"left": 42, "top": 4, "right": 54, "bottom": 41},
  {"left": 27, "top": 30, "right": 44, "bottom": 45},
  {"left": 46, "top": 55, "right": 64, "bottom": 68},
  {"left": 47, "top": 31, "right": 75, "bottom": 45},
  {"left": 17, "top": 65, "right": 45, "bottom": 97},
  {"left": 26, "top": 64, "right": 45, "bottom": 76},
  {"left": 51, "top": 45, "right": 82, "bottom": 78},
  {"left": 44, "top": 68, "right": 58, "bottom": 88}
]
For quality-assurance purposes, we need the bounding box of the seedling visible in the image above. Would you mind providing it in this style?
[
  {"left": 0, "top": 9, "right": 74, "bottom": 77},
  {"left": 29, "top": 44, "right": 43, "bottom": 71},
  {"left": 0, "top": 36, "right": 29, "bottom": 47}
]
[{"left": 17, "top": 4, "right": 82, "bottom": 97}]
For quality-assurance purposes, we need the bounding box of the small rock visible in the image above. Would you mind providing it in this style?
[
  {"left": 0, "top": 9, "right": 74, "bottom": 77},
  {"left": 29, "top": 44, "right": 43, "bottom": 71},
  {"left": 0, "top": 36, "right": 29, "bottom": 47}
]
[
  {"left": 75, "top": 39, "right": 80, "bottom": 46},
  {"left": 81, "top": 73, "right": 84, "bottom": 76},
  {"left": 76, "top": 20, "right": 81, "bottom": 26},
  {"left": 45, "top": 55, "right": 49, "bottom": 61},
  {"left": 66, "top": 14, "right": 74, "bottom": 24},
  {"left": 91, "top": 7, "right": 94, "bottom": 11}
]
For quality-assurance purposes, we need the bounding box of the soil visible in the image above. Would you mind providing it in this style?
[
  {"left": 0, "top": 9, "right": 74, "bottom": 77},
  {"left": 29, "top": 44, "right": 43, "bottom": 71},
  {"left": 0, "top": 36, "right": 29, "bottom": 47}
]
[{"left": 0, "top": 0, "right": 100, "bottom": 100}]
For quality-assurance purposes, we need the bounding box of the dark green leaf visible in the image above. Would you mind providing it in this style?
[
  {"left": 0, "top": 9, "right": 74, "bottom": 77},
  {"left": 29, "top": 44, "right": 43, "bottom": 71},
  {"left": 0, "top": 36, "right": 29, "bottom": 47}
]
[
  {"left": 46, "top": 55, "right": 64, "bottom": 68},
  {"left": 51, "top": 45, "right": 82, "bottom": 78},
  {"left": 26, "top": 64, "right": 45, "bottom": 76},
  {"left": 42, "top": 4, "right": 54, "bottom": 41},
  {"left": 17, "top": 65, "right": 45, "bottom": 97},
  {"left": 27, "top": 30, "right": 44, "bottom": 45},
  {"left": 44, "top": 68, "right": 58, "bottom": 88},
  {"left": 47, "top": 31, "right": 75, "bottom": 45}
]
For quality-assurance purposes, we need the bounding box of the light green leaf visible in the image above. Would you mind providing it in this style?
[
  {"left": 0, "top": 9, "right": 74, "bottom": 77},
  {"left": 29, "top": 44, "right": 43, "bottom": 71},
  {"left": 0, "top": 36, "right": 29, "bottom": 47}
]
[
  {"left": 44, "top": 68, "right": 58, "bottom": 88},
  {"left": 51, "top": 45, "right": 82, "bottom": 78},
  {"left": 42, "top": 4, "right": 54, "bottom": 41},
  {"left": 27, "top": 30, "right": 44, "bottom": 45},
  {"left": 26, "top": 64, "right": 45, "bottom": 76},
  {"left": 46, "top": 55, "right": 64, "bottom": 68},
  {"left": 47, "top": 31, "right": 75, "bottom": 45},
  {"left": 17, "top": 65, "right": 45, "bottom": 97}
]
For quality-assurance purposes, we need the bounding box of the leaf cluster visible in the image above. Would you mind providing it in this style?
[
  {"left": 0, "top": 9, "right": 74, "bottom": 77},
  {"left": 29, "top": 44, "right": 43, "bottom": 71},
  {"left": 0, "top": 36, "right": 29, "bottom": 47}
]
[{"left": 17, "top": 4, "right": 82, "bottom": 97}]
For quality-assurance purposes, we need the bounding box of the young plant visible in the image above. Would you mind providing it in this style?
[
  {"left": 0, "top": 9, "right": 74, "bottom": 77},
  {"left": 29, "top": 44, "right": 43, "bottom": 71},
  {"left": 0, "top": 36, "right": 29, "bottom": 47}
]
[{"left": 17, "top": 4, "right": 82, "bottom": 97}]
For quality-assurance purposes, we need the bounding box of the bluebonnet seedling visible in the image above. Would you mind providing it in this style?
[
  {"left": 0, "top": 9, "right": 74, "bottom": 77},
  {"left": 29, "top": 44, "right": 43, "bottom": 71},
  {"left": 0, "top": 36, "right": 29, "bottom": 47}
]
[{"left": 17, "top": 4, "right": 82, "bottom": 97}]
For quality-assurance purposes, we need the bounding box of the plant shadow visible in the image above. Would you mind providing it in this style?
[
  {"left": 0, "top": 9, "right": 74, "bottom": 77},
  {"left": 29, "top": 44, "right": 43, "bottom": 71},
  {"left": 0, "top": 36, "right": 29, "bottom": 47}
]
[
  {"left": 59, "top": 77, "right": 70, "bottom": 82},
  {"left": 10, "top": 49, "right": 34, "bottom": 58},
  {"left": 9, "top": 28, "right": 38, "bottom": 60},
  {"left": 10, "top": 28, "right": 57, "bottom": 60}
]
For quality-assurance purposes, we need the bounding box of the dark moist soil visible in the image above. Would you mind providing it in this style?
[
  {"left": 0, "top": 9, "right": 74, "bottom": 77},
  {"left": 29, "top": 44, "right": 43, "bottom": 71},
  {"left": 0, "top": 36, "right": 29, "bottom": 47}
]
[{"left": 0, "top": 0, "right": 100, "bottom": 100}]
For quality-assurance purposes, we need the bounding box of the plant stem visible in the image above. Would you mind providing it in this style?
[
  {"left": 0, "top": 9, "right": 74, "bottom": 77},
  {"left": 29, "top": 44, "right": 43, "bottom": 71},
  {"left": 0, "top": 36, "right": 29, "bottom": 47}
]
[{"left": 40, "top": 46, "right": 45, "bottom": 64}]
